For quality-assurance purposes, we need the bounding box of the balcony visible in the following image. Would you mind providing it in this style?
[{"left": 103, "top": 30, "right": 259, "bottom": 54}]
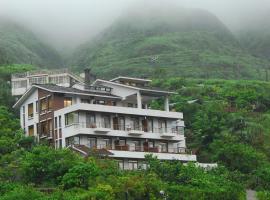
[
  {"left": 39, "top": 130, "right": 53, "bottom": 139},
  {"left": 67, "top": 122, "right": 184, "bottom": 141},
  {"left": 55, "top": 103, "right": 183, "bottom": 119},
  {"left": 90, "top": 144, "right": 190, "bottom": 155}
]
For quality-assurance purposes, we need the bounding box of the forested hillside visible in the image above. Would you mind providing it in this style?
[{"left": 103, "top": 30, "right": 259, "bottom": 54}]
[
  {"left": 70, "top": 5, "right": 270, "bottom": 80},
  {"left": 0, "top": 20, "right": 63, "bottom": 67},
  {"left": 0, "top": 65, "right": 270, "bottom": 199}
]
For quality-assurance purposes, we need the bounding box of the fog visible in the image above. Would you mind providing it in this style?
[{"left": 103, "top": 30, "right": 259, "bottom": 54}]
[{"left": 0, "top": 0, "right": 269, "bottom": 50}]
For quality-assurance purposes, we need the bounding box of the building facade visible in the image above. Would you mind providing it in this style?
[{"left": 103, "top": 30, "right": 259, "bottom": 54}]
[{"left": 13, "top": 75, "right": 196, "bottom": 170}]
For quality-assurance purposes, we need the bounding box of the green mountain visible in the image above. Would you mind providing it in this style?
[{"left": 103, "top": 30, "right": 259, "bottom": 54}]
[
  {"left": 0, "top": 19, "right": 63, "bottom": 67},
  {"left": 238, "top": 12, "right": 270, "bottom": 61},
  {"left": 70, "top": 6, "right": 270, "bottom": 80}
]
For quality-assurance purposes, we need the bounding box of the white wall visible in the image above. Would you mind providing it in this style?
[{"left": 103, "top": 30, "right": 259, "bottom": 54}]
[{"left": 20, "top": 89, "right": 39, "bottom": 136}]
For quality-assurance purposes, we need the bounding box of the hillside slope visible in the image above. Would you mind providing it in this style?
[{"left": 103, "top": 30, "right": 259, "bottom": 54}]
[
  {"left": 238, "top": 12, "right": 270, "bottom": 61},
  {"left": 70, "top": 5, "right": 270, "bottom": 80},
  {"left": 0, "top": 19, "right": 63, "bottom": 67}
]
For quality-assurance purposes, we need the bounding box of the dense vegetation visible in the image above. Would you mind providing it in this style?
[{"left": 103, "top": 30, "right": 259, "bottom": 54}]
[
  {"left": 70, "top": 6, "right": 270, "bottom": 80},
  {"left": 0, "top": 112, "right": 245, "bottom": 200},
  {"left": 0, "top": 20, "right": 63, "bottom": 67},
  {"left": 1, "top": 65, "right": 270, "bottom": 199}
]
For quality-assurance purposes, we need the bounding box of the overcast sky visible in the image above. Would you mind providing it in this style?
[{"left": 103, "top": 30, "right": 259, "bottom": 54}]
[{"left": 0, "top": 0, "right": 269, "bottom": 50}]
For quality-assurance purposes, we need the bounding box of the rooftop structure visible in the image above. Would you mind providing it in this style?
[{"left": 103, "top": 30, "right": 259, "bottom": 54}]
[
  {"left": 11, "top": 68, "right": 84, "bottom": 96},
  {"left": 13, "top": 73, "right": 196, "bottom": 170}
]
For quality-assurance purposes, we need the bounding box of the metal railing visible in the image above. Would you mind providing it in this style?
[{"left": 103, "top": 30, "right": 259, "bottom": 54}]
[
  {"left": 69, "top": 122, "right": 184, "bottom": 135},
  {"left": 88, "top": 144, "right": 190, "bottom": 154},
  {"left": 12, "top": 69, "right": 71, "bottom": 79}
]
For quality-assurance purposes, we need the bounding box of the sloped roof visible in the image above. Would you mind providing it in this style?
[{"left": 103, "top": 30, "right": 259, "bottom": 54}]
[{"left": 13, "top": 84, "right": 121, "bottom": 108}]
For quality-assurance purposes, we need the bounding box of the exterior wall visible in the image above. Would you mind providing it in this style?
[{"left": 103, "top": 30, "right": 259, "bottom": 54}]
[
  {"left": 98, "top": 82, "right": 137, "bottom": 98},
  {"left": 20, "top": 90, "right": 39, "bottom": 136},
  {"left": 38, "top": 89, "right": 65, "bottom": 146}
]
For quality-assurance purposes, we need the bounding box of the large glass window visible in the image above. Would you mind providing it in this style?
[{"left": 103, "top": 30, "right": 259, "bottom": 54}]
[
  {"left": 158, "top": 119, "right": 167, "bottom": 133},
  {"left": 28, "top": 103, "right": 33, "bottom": 118},
  {"left": 128, "top": 160, "right": 138, "bottom": 170},
  {"left": 130, "top": 117, "right": 140, "bottom": 130},
  {"left": 86, "top": 112, "right": 96, "bottom": 128},
  {"left": 159, "top": 142, "right": 168, "bottom": 153},
  {"left": 113, "top": 116, "right": 125, "bottom": 130},
  {"left": 101, "top": 115, "right": 111, "bottom": 128},
  {"left": 65, "top": 112, "right": 79, "bottom": 126},
  {"left": 88, "top": 137, "right": 96, "bottom": 148},
  {"left": 99, "top": 139, "right": 111, "bottom": 149},
  {"left": 64, "top": 97, "right": 72, "bottom": 107}
]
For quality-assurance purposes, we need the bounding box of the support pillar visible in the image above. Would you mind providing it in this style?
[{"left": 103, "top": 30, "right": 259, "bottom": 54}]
[
  {"left": 164, "top": 95, "right": 169, "bottom": 111},
  {"left": 137, "top": 92, "right": 142, "bottom": 109}
]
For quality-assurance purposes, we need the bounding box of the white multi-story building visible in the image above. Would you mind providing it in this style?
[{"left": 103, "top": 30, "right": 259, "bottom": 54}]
[{"left": 13, "top": 74, "right": 196, "bottom": 169}]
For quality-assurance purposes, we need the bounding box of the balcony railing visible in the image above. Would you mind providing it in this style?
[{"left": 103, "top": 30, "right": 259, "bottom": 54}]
[
  {"left": 88, "top": 144, "right": 191, "bottom": 154},
  {"left": 39, "top": 130, "right": 53, "bottom": 139},
  {"left": 69, "top": 122, "right": 184, "bottom": 135},
  {"left": 12, "top": 69, "right": 71, "bottom": 79}
]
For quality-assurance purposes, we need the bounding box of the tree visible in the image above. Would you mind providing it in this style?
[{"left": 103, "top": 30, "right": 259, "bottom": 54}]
[
  {"left": 62, "top": 161, "right": 99, "bottom": 189},
  {"left": 21, "top": 146, "right": 82, "bottom": 185}
]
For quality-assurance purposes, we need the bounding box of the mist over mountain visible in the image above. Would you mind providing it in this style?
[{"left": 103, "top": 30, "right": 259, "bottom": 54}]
[
  {"left": 237, "top": 11, "right": 270, "bottom": 61},
  {"left": 0, "top": 19, "right": 63, "bottom": 67},
  {"left": 69, "top": 5, "right": 269, "bottom": 79}
]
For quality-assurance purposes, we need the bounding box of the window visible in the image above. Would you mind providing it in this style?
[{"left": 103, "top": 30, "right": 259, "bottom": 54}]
[
  {"left": 130, "top": 140, "right": 141, "bottom": 151},
  {"left": 64, "top": 97, "right": 72, "bottom": 107},
  {"left": 88, "top": 137, "right": 96, "bottom": 148},
  {"left": 94, "top": 100, "right": 105, "bottom": 105},
  {"left": 48, "top": 96, "right": 53, "bottom": 110},
  {"left": 28, "top": 103, "right": 33, "bottom": 118},
  {"left": 128, "top": 103, "right": 133, "bottom": 107},
  {"left": 81, "top": 99, "right": 91, "bottom": 104},
  {"left": 12, "top": 80, "right": 27, "bottom": 88},
  {"left": 22, "top": 106, "right": 25, "bottom": 128},
  {"left": 41, "top": 121, "right": 48, "bottom": 136},
  {"left": 54, "top": 117, "right": 57, "bottom": 129},
  {"left": 117, "top": 160, "right": 124, "bottom": 170},
  {"left": 159, "top": 142, "right": 168, "bottom": 153},
  {"left": 40, "top": 98, "right": 47, "bottom": 113},
  {"left": 65, "top": 112, "right": 78, "bottom": 126},
  {"left": 59, "top": 116, "right": 62, "bottom": 128},
  {"left": 48, "top": 119, "right": 53, "bottom": 137},
  {"left": 119, "top": 139, "right": 126, "bottom": 146},
  {"left": 86, "top": 112, "right": 96, "bottom": 128},
  {"left": 147, "top": 119, "right": 153, "bottom": 132},
  {"left": 101, "top": 115, "right": 111, "bottom": 128},
  {"left": 99, "top": 139, "right": 111, "bottom": 149},
  {"left": 74, "top": 136, "right": 80, "bottom": 145},
  {"left": 29, "top": 76, "right": 47, "bottom": 85},
  {"left": 59, "top": 139, "right": 62, "bottom": 148},
  {"left": 148, "top": 141, "right": 155, "bottom": 148},
  {"left": 28, "top": 125, "right": 34, "bottom": 136},
  {"left": 128, "top": 160, "right": 138, "bottom": 170},
  {"left": 158, "top": 119, "right": 167, "bottom": 133},
  {"left": 130, "top": 117, "right": 140, "bottom": 130},
  {"left": 36, "top": 101, "right": 38, "bottom": 113}
]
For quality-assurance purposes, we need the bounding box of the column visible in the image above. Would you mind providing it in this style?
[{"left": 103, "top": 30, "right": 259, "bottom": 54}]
[
  {"left": 137, "top": 92, "right": 142, "bottom": 109},
  {"left": 164, "top": 95, "right": 169, "bottom": 111}
]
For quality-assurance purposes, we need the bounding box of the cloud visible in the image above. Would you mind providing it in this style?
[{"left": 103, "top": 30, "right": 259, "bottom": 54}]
[{"left": 0, "top": 0, "right": 269, "bottom": 50}]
